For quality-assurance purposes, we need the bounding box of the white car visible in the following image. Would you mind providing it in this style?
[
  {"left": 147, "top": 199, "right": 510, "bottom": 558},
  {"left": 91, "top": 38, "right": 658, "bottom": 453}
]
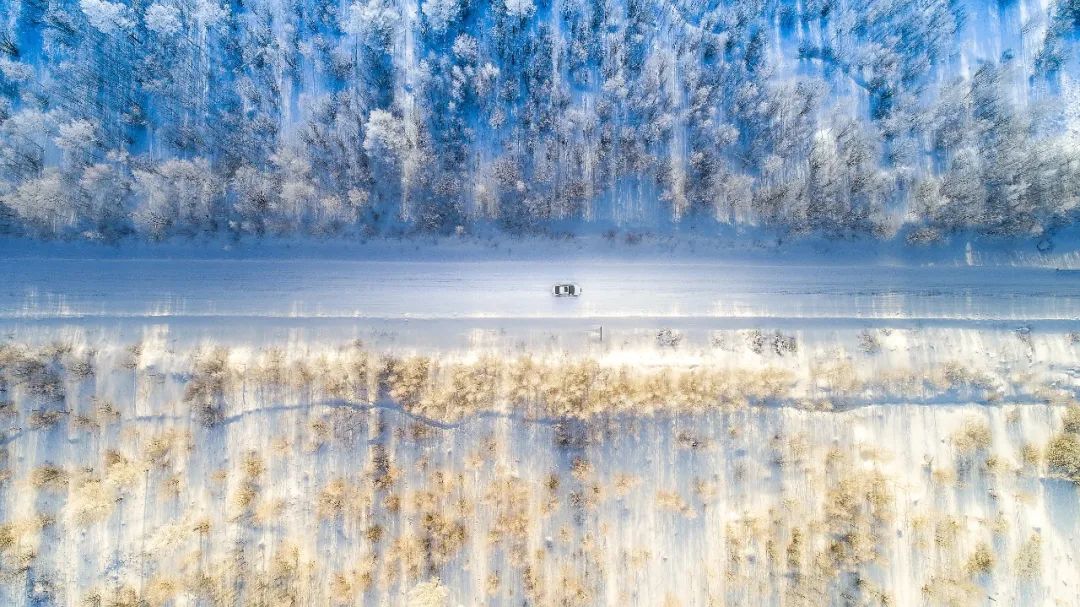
[{"left": 552, "top": 283, "right": 581, "bottom": 297}]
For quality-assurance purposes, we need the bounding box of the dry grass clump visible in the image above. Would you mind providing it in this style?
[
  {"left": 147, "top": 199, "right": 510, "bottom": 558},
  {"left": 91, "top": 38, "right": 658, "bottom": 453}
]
[
  {"left": 92, "top": 397, "right": 121, "bottom": 421},
  {"left": 316, "top": 477, "right": 370, "bottom": 521},
  {"left": 250, "top": 347, "right": 286, "bottom": 387},
  {"left": 382, "top": 356, "right": 432, "bottom": 407},
  {"left": 858, "top": 330, "right": 881, "bottom": 354},
  {"left": 655, "top": 328, "right": 683, "bottom": 348},
  {"left": 143, "top": 576, "right": 180, "bottom": 606},
  {"left": 367, "top": 443, "right": 397, "bottom": 492},
  {"left": 1019, "top": 443, "right": 1041, "bottom": 468},
  {"left": 329, "top": 560, "right": 376, "bottom": 604},
  {"left": 144, "top": 430, "right": 190, "bottom": 468},
  {"left": 317, "top": 478, "right": 350, "bottom": 520},
  {"left": 743, "top": 330, "right": 766, "bottom": 354},
  {"left": 423, "top": 357, "right": 501, "bottom": 420},
  {"left": 0, "top": 515, "right": 48, "bottom": 575},
  {"left": 103, "top": 450, "right": 141, "bottom": 488},
  {"left": 31, "top": 464, "right": 69, "bottom": 490},
  {"left": 952, "top": 418, "right": 992, "bottom": 455},
  {"left": 1045, "top": 432, "right": 1080, "bottom": 483},
  {"left": 771, "top": 331, "right": 798, "bottom": 356},
  {"left": 822, "top": 469, "right": 893, "bottom": 568},
  {"left": 1063, "top": 405, "right": 1080, "bottom": 434},
  {"left": 484, "top": 475, "right": 532, "bottom": 555},
  {"left": 66, "top": 475, "right": 114, "bottom": 526},
  {"left": 231, "top": 451, "right": 266, "bottom": 518},
  {"left": 184, "top": 347, "right": 232, "bottom": 426},
  {"left": 67, "top": 354, "right": 95, "bottom": 379},
  {"left": 920, "top": 574, "right": 978, "bottom": 607},
  {"left": 420, "top": 510, "right": 468, "bottom": 569},
  {"left": 405, "top": 578, "right": 450, "bottom": 607},
  {"left": 656, "top": 490, "right": 696, "bottom": 518},
  {"left": 812, "top": 354, "right": 861, "bottom": 394},
  {"left": 1014, "top": 533, "right": 1042, "bottom": 579},
  {"left": 0, "top": 344, "right": 65, "bottom": 401},
  {"left": 121, "top": 342, "right": 142, "bottom": 370},
  {"left": 28, "top": 408, "right": 66, "bottom": 430},
  {"left": 384, "top": 533, "right": 426, "bottom": 585},
  {"left": 964, "top": 542, "right": 994, "bottom": 577},
  {"left": 256, "top": 544, "right": 309, "bottom": 606},
  {"left": 937, "top": 362, "right": 996, "bottom": 392}
]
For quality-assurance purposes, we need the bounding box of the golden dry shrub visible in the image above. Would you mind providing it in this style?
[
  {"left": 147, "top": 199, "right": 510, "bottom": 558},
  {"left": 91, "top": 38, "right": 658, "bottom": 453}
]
[
  {"left": 541, "top": 360, "right": 599, "bottom": 417},
  {"left": 66, "top": 476, "right": 114, "bottom": 526},
  {"left": 823, "top": 470, "right": 893, "bottom": 568},
  {"left": 965, "top": 542, "right": 994, "bottom": 576},
  {"left": 655, "top": 490, "right": 696, "bottom": 518},
  {"left": 143, "top": 430, "right": 189, "bottom": 468},
  {"left": 419, "top": 357, "right": 502, "bottom": 420},
  {"left": 383, "top": 356, "right": 433, "bottom": 407},
  {"left": 28, "top": 409, "right": 65, "bottom": 430},
  {"left": 329, "top": 559, "right": 376, "bottom": 604},
  {"left": 1014, "top": 533, "right": 1042, "bottom": 579},
  {"left": 317, "top": 477, "right": 358, "bottom": 520},
  {"left": 231, "top": 451, "right": 266, "bottom": 516},
  {"left": 406, "top": 578, "right": 450, "bottom": 607},
  {"left": 1045, "top": 433, "right": 1080, "bottom": 483},
  {"left": 0, "top": 344, "right": 66, "bottom": 401},
  {"left": 251, "top": 347, "right": 286, "bottom": 387},
  {"left": 1019, "top": 443, "right": 1041, "bottom": 468},
  {"left": 420, "top": 510, "right": 468, "bottom": 569},
  {"left": 507, "top": 356, "right": 544, "bottom": 406},
  {"left": 342, "top": 343, "right": 379, "bottom": 403},
  {"left": 1063, "top": 405, "right": 1080, "bottom": 434},
  {"left": 384, "top": 533, "right": 426, "bottom": 585},
  {"left": 184, "top": 347, "right": 233, "bottom": 426},
  {"left": 952, "top": 418, "right": 992, "bottom": 454},
  {"left": 921, "top": 575, "right": 979, "bottom": 607},
  {"left": 31, "top": 464, "right": 68, "bottom": 490},
  {"left": 144, "top": 576, "right": 181, "bottom": 607}
]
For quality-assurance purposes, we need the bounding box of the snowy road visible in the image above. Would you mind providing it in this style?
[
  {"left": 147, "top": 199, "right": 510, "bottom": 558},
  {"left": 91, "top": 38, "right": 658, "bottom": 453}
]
[{"left": 2, "top": 257, "right": 1078, "bottom": 322}]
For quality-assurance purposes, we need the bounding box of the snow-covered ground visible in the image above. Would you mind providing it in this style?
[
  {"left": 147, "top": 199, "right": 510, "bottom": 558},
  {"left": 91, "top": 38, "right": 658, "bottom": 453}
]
[{"left": 1, "top": 254, "right": 1079, "bottom": 606}]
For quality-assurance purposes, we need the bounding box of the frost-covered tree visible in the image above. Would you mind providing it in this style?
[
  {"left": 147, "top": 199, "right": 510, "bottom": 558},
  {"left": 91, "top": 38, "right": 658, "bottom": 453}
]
[
  {"left": 132, "top": 159, "right": 223, "bottom": 239},
  {"left": 422, "top": 0, "right": 462, "bottom": 34},
  {"left": 80, "top": 0, "right": 135, "bottom": 34},
  {"left": 0, "top": 0, "right": 1075, "bottom": 241},
  {"left": 2, "top": 170, "right": 73, "bottom": 236},
  {"left": 77, "top": 161, "right": 131, "bottom": 240}
]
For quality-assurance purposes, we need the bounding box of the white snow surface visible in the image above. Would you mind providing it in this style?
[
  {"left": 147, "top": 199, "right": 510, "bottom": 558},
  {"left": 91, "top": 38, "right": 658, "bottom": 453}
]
[{"left": 2, "top": 251, "right": 1080, "bottom": 605}]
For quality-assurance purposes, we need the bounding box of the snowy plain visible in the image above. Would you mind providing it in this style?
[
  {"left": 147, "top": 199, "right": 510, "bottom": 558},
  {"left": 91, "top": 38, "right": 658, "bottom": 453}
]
[{"left": 0, "top": 245, "right": 1079, "bottom": 606}]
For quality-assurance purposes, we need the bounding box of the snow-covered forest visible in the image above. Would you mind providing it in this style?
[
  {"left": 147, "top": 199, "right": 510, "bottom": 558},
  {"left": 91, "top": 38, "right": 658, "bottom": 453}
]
[{"left": 0, "top": 0, "right": 1078, "bottom": 241}]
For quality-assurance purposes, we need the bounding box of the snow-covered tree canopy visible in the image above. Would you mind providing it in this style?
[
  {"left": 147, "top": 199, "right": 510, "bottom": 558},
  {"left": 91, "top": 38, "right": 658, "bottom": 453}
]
[{"left": 0, "top": 0, "right": 1077, "bottom": 241}]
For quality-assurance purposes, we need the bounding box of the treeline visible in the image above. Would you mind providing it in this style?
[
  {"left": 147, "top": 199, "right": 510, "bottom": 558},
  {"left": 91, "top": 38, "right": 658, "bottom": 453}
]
[{"left": 0, "top": 0, "right": 1077, "bottom": 242}]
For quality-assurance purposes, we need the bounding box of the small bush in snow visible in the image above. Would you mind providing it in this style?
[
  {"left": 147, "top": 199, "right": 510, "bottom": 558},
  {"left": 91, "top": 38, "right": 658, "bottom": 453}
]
[
  {"left": 655, "top": 329, "right": 682, "bottom": 348},
  {"left": 743, "top": 330, "right": 766, "bottom": 354},
  {"left": 858, "top": 330, "right": 881, "bottom": 354},
  {"left": 965, "top": 542, "right": 994, "bottom": 576},
  {"left": 1014, "top": 534, "right": 1042, "bottom": 579},
  {"left": 772, "top": 331, "right": 797, "bottom": 356},
  {"left": 952, "top": 419, "right": 992, "bottom": 454},
  {"left": 31, "top": 464, "right": 68, "bottom": 490},
  {"left": 1062, "top": 405, "right": 1080, "bottom": 434},
  {"left": 1046, "top": 433, "right": 1080, "bottom": 483}
]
